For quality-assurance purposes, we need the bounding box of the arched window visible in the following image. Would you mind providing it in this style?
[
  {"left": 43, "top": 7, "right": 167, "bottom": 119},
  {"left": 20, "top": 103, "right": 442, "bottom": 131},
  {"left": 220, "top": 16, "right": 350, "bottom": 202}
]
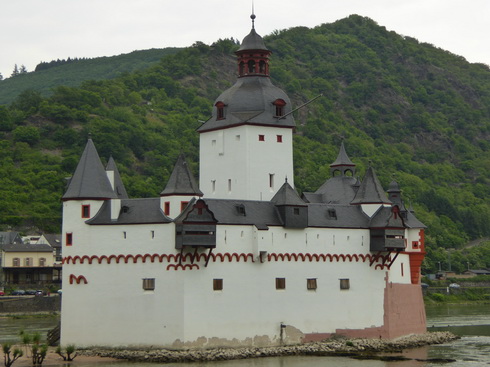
[
  {"left": 272, "top": 99, "right": 287, "bottom": 117},
  {"left": 259, "top": 60, "right": 266, "bottom": 74},
  {"left": 12, "top": 258, "right": 20, "bottom": 267},
  {"left": 215, "top": 101, "right": 225, "bottom": 120},
  {"left": 39, "top": 258, "right": 46, "bottom": 267},
  {"left": 247, "top": 60, "right": 255, "bottom": 73},
  {"left": 239, "top": 62, "right": 245, "bottom": 76}
]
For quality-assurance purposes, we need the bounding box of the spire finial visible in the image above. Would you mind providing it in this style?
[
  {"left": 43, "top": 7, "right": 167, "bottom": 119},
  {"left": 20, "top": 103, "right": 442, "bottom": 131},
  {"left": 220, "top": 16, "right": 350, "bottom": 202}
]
[{"left": 251, "top": 2, "right": 256, "bottom": 29}]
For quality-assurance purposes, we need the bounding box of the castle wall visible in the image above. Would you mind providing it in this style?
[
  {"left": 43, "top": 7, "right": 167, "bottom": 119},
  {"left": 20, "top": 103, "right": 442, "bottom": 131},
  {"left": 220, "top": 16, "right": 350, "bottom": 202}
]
[
  {"left": 199, "top": 125, "right": 294, "bottom": 201},
  {"left": 60, "top": 221, "right": 418, "bottom": 348}
]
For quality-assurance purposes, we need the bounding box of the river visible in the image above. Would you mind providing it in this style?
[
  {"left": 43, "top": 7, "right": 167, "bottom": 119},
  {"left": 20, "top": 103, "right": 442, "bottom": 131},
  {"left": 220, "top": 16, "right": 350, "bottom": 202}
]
[{"left": 0, "top": 303, "right": 489, "bottom": 366}]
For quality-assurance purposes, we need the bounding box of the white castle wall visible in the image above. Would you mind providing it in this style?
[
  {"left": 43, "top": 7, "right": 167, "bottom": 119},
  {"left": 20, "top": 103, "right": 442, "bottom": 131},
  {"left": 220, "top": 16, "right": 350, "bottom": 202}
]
[
  {"left": 199, "top": 125, "right": 294, "bottom": 201},
  {"left": 61, "top": 216, "right": 414, "bottom": 347}
]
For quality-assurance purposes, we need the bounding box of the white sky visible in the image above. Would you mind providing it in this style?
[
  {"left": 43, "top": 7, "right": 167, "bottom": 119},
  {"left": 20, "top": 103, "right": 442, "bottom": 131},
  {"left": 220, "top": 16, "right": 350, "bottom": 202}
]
[{"left": 0, "top": 0, "right": 489, "bottom": 79}]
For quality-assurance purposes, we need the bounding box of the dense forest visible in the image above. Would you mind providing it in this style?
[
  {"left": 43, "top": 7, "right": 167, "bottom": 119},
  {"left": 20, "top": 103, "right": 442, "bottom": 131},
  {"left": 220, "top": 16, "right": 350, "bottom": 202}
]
[{"left": 0, "top": 15, "right": 488, "bottom": 273}]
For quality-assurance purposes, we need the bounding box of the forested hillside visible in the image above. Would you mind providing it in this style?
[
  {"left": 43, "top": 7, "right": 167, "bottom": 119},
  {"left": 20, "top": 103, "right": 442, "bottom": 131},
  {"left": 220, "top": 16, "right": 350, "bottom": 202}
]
[
  {"left": 0, "top": 48, "right": 181, "bottom": 105},
  {"left": 0, "top": 15, "right": 488, "bottom": 273}
]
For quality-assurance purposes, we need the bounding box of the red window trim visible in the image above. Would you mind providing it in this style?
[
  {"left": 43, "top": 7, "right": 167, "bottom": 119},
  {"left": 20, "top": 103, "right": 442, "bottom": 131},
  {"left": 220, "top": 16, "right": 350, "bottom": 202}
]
[
  {"left": 277, "top": 135, "right": 283, "bottom": 143},
  {"left": 258, "top": 134, "right": 265, "bottom": 141},
  {"left": 81, "top": 204, "right": 90, "bottom": 218},
  {"left": 164, "top": 202, "right": 170, "bottom": 216},
  {"left": 66, "top": 233, "right": 73, "bottom": 246},
  {"left": 180, "top": 201, "right": 189, "bottom": 211}
]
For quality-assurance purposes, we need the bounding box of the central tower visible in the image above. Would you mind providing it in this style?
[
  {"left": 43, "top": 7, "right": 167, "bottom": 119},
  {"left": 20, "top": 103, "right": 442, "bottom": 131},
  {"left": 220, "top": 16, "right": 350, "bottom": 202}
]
[{"left": 198, "top": 14, "right": 295, "bottom": 201}]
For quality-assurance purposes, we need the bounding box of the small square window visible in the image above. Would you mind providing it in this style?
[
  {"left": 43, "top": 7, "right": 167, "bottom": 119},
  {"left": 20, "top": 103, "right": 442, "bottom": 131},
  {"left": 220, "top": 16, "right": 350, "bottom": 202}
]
[
  {"left": 276, "top": 277, "right": 286, "bottom": 290},
  {"left": 66, "top": 233, "right": 73, "bottom": 246},
  {"left": 277, "top": 135, "right": 283, "bottom": 143},
  {"left": 143, "top": 278, "right": 155, "bottom": 291},
  {"left": 213, "top": 279, "right": 223, "bottom": 291},
  {"left": 340, "top": 278, "right": 350, "bottom": 290},
  {"left": 307, "top": 278, "right": 317, "bottom": 290},
  {"left": 81, "top": 205, "right": 90, "bottom": 218},
  {"left": 259, "top": 134, "right": 265, "bottom": 141}
]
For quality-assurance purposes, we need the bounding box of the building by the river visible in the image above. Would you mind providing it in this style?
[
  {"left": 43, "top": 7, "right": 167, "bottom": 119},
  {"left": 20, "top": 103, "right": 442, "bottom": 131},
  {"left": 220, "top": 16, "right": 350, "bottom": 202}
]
[{"left": 60, "top": 14, "right": 427, "bottom": 348}]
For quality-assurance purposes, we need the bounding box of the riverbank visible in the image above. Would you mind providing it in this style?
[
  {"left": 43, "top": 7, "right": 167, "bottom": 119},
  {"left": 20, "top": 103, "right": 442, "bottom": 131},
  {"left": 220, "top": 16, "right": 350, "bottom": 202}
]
[{"left": 80, "top": 332, "right": 459, "bottom": 363}]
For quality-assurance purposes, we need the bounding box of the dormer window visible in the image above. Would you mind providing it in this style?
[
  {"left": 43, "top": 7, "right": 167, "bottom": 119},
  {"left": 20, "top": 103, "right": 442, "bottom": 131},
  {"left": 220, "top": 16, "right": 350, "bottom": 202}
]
[
  {"left": 236, "top": 204, "right": 246, "bottom": 216},
  {"left": 273, "top": 99, "right": 286, "bottom": 117},
  {"left": 327, "top": 208, "right": 337, "bottom": 220},
  {"left": 215, "top": 101, "right": 225, "bottom": 120}
]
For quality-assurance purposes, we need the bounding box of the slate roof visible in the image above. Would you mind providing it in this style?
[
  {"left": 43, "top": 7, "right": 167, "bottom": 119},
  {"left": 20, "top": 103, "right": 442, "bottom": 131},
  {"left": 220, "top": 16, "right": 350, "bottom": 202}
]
[
  {"left": 203, "top": 199, "right": 283, "bottom": 229},
  {"left": 404, "top": 210, "right": 426, "bottom": 229},
  {"left": 198, "top": 77, "right": 295, "bottom": 132},
  {"left": 2, "top": 242, "right": 53, "bottom": 253},
  {"left": 271, "top": 181, "right": 306, "bottom": 206},
  {"left": 106, "top": 157, "right": 129, "bottom": 199},
  {"left": 160, "top": 154, "right": 203, "bottom": 197},
  {"left": 307, "top": 203, "right": 370, "bottom": 228},
  {"left": 63, "top": 139, "right": 117, "bottom": 200},
  {"left": 369, "top": 206, "right": 405, "bottom": 228},
  {"left": 237, "top": 27, "right": 269, "bottom": 51},
  {"left": 309, "top": 176, "right": 359, "bottom": 204},
  {"left": 330, "top": 142, "right": 355, "bottom": 167},
  {"left": 86, "top": 198, "right": 171, "bottom": 225},
  {"left": 0, "top": 232, "right": 23, "bottom": 246},
  {"left": 351, "top": 166, "right": 391, "bottom": 205},
  {"left": 39, "top": 234, "right": 61, "bottom": 249}
]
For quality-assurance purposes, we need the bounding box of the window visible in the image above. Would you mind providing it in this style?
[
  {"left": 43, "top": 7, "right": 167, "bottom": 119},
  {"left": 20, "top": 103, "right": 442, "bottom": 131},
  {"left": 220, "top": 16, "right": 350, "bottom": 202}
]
[
  {"left": 327, "top": 208, "right": 337, "bottom": 220},
  {"left": 235, "top": 135, "right": 240, "bottom": 141},
  {"left": 236, "top": 204, "right": 246, "bottom": 216},
  {"left": 273, "top": 99, "right": 287, "bottom": 117},
  {"left": 401, "top": 263, "right": 404, "bottom": 277},
  {"left": 276, "top": 278, "right": 286, "bottom": 290},
  {"left": 164, "top": 202, "right": 170, "bottom": 216},
  {"left": 25, "top": 257, "right": 33, "bottom": 266},
  {"left": 123, "top": 231, "right": 127, "bottom": 239},
  {"left": 180, "top": 201, "right": 189, "bottom": 211},
  {"left": 215, "top": 101, "right": 225, "bottom": 120},
  {"left": 12, "top": 258, "right": 20, "bottom": 267},
  {"left": 228, "top": 179, "right": 232, "bottom": 192},
  {"left": 39, "top": 258, "right": 46, "bottom": 267},
  {"left": 81, "top": 205, "right": 90, "bottom": 218},
  {"left": 307, "top": 278, "right": 317, "bottom": 290},
  {"left": 258, "top": 134, "right": 265, "bottom": 142},
  {"left": 142, "top": 278, "right": 155, "bottom": 291},
  {"left": 151, "top": 230, "right": 155, "bottom": 239},
  {"left": 340, "top": 279, "right": 350, "bottom": 290},
  {"left": 293, "top": 208, "right": 300, "bottom": 215},
  {"left": 412, "top": 241, "right": 419, "bottom": 249},
  {"left": 269, "top": 173, "right": 274, "bottom": 189},
  {"left": 66, "top": 233, "right": 73, "bottom": 246},
  {"left": 247, "top": 59, "right": 255, "bottom": 73},
  {"left": 213, "top": 279, "right": 223, "bottom": 291},
  {"left": 259, "top": 60, "right": 266, "bottom": 73},
  {"left": 211, "top": 180, "right": 216, "bottom": 193},
  {"left": 277, "top": 135, "right": 283, "bottom": 143}
]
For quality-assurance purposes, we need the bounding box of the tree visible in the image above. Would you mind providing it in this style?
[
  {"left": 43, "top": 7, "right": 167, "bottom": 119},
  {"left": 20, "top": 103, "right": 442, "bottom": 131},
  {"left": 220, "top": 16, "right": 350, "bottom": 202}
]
[
  {"left": 11, "top": 64, "right": 19, "bottom": 77},
  {"left": 19, "top": 65, "right": 28, "bottom": 74}
]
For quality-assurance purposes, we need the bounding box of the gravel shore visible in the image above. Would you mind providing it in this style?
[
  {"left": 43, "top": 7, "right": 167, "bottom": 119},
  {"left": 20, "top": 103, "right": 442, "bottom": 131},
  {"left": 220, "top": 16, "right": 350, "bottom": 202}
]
[{"left": 82, "top": 332, "right": 459, "bottom": 363}]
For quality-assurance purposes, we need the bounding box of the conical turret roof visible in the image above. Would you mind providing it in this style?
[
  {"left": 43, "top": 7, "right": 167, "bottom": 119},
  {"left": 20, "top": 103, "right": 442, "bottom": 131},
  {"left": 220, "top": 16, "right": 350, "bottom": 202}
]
[
  {"left": 330, "top": 142, "right": 355, "bottom": 167},
  {"left": 106, "top": 156, "right": 129, "bottom": 199},
  {"left": 351, "top": 166, "right": 391, "bottom": 205},
  {"left": 160, "top": 154, "right": 203, "bottom": 197},
  {"left": 62, "top": 139, "right": 117, "bottom": 200},
  {"left": 271, "top": 180, "right": 306, "bottom": 206},
  {"left": 238, "top": 28, "right": 269, "bottom": 51}
]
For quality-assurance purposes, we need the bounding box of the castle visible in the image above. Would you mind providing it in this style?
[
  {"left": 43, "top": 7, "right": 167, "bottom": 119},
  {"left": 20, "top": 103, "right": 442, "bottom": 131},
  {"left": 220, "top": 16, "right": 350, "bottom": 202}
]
[{"left": 60, "top": 16, "right": 427, "bottom": 348}]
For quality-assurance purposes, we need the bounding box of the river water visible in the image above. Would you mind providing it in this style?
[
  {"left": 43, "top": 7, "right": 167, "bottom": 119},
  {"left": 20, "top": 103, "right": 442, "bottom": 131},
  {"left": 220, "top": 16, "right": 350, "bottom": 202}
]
[{"left": 0, "top": 303, "right": 489, "bottom": 366}]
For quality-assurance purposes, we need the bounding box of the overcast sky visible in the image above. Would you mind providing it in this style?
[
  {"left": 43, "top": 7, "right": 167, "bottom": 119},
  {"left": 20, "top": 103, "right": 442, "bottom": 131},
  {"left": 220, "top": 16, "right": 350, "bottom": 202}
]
[{"left": 1, "top": 0, "right": 488, "bottom": 79}]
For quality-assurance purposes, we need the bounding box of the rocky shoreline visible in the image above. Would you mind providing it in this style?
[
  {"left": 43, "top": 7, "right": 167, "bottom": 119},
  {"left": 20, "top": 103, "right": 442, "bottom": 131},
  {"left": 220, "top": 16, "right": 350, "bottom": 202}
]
[{"left": 82, "top": 332, "right": 459, "bottom": 363}]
